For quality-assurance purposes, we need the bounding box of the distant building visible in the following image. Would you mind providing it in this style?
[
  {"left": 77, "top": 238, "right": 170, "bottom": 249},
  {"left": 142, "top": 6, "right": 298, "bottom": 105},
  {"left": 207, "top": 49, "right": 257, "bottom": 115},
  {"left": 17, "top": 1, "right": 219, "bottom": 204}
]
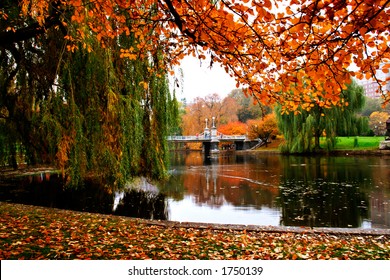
[
  {"left": 356, "top": 63, "right": 390, "bottom": 98},
  {"left": 359, "top": 80, "right": 382, "bottom": 98}
]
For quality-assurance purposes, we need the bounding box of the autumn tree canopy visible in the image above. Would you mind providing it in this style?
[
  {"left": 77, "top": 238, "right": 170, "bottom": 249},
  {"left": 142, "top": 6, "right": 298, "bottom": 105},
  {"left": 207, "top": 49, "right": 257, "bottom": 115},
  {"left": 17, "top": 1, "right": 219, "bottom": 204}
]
[
  {"left": 181, "top": 93, "right": 239, "bottom": 135},
  {"left": 369, "top": 111, "right": 390, "bottom": 135},
  {"left": 218, "top": 121, "right": 247, "bottom": 135},
  {"left": 0, "top": 0, "right": 180, "bottom": 187},
  {"left": 247, "top": 114, "right": 279, "bottom": 145},
  {"left": 2, "top": 0, "right": 389, "bottom": 110}
]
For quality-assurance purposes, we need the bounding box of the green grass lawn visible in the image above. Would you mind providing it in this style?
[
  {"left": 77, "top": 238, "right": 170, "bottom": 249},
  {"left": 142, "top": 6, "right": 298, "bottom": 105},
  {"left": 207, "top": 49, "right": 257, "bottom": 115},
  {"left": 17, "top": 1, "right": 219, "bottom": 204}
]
[{"left": 322, "top": 136, "right": 385, "bottom": 150}]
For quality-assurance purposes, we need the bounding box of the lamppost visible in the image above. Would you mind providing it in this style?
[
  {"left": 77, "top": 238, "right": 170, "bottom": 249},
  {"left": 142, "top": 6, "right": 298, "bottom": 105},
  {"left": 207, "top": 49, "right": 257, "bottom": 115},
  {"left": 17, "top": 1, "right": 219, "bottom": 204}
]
[
  {"left": 210, "top": 116, "right": 219, "bottom": 153},
  {"left": 204, "top": 118, "right": 210, "bottom": 138}
]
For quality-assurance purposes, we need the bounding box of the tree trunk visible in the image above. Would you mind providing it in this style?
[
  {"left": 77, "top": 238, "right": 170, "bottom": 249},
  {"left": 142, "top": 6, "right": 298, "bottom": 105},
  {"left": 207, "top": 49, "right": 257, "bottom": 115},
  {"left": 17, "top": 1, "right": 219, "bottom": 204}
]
[{"left": 314, "top": 133, "right": 321, "bottom": 150}]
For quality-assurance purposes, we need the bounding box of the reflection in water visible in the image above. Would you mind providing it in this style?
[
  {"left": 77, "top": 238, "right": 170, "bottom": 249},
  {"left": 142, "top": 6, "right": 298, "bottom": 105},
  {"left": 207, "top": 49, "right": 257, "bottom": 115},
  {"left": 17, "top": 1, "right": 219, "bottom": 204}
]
[
  {"left": 114, "top": 189, "right": 167, "bottom": 220},
  {"left": 0, "top": 174, "right": 168, "bottom": 220},
  {"left": 278, "top": 156, "right": 371, "bottom": 228},
  {"left": 160, "top": 152, "right": 283, "bottom": 226},
  {"left": 158, "top": 152, "right": 390, "bottom": 229},
  {"left": 1, "top": 152, "right": 389, "bottom": 229},
  {"left": 278, "top": 179, "right": 369, "bottom": 228}
]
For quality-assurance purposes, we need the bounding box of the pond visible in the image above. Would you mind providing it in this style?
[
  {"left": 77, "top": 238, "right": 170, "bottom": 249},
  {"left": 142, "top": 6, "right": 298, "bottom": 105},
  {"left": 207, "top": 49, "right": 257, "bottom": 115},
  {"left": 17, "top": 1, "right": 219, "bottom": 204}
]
[
  {"left": 0, "top": 151, "right": 389, "bottom": 229},
  {"left": 159, "top": 151, "right": 390, "bottom": 229}
]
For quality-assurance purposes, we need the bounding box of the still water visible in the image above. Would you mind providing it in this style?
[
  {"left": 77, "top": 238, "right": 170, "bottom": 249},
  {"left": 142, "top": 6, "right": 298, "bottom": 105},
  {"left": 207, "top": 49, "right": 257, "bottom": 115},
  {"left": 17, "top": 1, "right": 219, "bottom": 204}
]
[
  {"left": 1, "top": 152, "right": 389, "bottom": 229},
  {"left": 158, "top": 152, "right": 390, "bottom": 229}
]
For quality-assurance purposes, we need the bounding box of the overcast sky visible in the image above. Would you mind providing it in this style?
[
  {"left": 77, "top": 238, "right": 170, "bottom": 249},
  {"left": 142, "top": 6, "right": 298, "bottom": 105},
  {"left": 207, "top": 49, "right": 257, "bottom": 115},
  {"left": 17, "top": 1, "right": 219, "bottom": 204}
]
[
  {"left": 171, "top": 54, "right": 377, "bottom": 103},
  {"left": 172, "top": 55, "right": 238, "bottom": 102}
]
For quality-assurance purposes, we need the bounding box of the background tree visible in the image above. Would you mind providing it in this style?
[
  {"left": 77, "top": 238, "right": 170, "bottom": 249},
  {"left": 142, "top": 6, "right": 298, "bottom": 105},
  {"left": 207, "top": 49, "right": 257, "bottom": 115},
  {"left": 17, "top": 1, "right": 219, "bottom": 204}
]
[
  {"left": 335, "top": 82, "right": 370, "bottom": 137},
  {"left": 228, "top": 89, "right": 271, "bottom": 123},
  {"left": 181, "top": 93, "right": 239, "bottom": 135},
  {"left": 218, "top": 121, "right": 247, "bottom": 135},
  {"left": 202, "top": 93, "right": 239, "bottom": 125},
  {"left": 181, "top": 98, "right": 209, "bottom": 136},
  {"left": 361, "top": 97, "right": 390, "bottom": 117},
  {"left": 247, "top": 114, "right": 279, "bottom": 146},
  {"left": 218, "top": 96, "right": 241, "bottom": 124},
  {"left": 276, "top": 80, "right": 368, "bottom": 153},
  {"left": 369, "top": 111, "right": 390, "bottom": 136}
]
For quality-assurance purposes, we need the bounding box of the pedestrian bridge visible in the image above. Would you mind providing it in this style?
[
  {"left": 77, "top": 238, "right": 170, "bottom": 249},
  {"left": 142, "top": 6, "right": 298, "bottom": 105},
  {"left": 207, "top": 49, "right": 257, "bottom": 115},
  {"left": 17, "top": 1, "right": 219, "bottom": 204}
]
[
  {"left": 167, "top": 132, "right": 247, "bottom": 143},
  {"left": 167, "top": 118, "right": 260, "bottom": 153}
]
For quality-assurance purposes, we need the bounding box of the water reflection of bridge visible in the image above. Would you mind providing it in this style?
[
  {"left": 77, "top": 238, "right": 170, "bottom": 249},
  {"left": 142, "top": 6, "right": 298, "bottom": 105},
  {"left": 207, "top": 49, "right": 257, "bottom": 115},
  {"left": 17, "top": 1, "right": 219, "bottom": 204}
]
[{"left": 167, "top": 117, "right": 260, "bottom": 154}]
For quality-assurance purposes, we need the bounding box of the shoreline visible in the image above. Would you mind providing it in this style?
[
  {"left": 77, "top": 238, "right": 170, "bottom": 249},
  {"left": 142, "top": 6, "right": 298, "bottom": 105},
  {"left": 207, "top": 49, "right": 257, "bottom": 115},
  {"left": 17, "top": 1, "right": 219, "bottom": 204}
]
[
  {"left": 1, "top": 202, "right": 390, "bottom": 236},
  {"left": 137, "top": 216, "right": 390, "bottom": 236}
]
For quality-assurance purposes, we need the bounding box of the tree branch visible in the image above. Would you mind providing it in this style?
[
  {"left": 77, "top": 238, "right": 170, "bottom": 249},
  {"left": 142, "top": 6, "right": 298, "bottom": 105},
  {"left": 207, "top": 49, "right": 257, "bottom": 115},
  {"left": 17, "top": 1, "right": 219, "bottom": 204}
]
[{"left": 0, "top": 2, "right": 65, "bottom": 49}]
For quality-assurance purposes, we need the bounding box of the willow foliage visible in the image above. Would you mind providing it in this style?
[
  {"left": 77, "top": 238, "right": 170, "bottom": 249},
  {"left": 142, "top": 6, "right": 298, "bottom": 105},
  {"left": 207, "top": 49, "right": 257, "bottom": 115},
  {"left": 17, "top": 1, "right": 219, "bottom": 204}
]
[
  {"left": 0, "top": 2, "right": 179, "bottom": 188},
  {"left": 277, "top": 80, "right": 368, "bottom": 154},
  {"left": 55, "top": 41, "right": 177, "bottom": 187}
]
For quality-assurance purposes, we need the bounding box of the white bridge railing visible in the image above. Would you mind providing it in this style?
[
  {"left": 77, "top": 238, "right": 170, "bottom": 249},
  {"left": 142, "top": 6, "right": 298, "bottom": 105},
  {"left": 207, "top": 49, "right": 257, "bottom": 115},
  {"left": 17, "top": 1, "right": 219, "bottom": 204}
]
[{"left": 167, "top": 134, "right": 247, "bottom": 141}]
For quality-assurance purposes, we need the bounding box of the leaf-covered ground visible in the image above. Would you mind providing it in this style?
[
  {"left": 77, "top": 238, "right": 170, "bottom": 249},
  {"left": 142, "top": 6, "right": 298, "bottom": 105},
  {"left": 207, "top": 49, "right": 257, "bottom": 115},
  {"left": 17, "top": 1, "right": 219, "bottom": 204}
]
[{"left": 0, "top": 202, "right": 389, "bottom": 260}]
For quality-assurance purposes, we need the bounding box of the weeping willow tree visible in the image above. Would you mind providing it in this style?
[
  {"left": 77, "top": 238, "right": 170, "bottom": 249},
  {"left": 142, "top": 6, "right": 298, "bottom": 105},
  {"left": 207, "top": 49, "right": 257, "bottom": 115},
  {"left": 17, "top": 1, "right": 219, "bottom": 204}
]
[
  {"left": 55, "top": 45, "right": 177, "bottom": 187},
  {"left": 276, "top": 80, "right": 368, "bottom": 153},
  {"left": 0, "top": 1, "right": 65, "bottom": 168},
  {"left": 0, "top": 2, "right": 179, "bottom": 188}
]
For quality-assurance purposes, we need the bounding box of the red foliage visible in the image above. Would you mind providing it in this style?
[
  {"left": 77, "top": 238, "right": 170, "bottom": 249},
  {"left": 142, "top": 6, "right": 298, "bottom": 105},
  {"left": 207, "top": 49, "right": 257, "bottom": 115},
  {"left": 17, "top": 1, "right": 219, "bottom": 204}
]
[{"left": 218, "top": 121, "right": 246, "bottom": 135}]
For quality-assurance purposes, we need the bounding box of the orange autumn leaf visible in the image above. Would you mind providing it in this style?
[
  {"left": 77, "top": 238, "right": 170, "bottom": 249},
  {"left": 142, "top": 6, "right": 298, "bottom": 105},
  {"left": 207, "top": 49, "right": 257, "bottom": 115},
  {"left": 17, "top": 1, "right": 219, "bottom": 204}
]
[{"left": 5, "top": 0, "right": 390, "bottom": 113}]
